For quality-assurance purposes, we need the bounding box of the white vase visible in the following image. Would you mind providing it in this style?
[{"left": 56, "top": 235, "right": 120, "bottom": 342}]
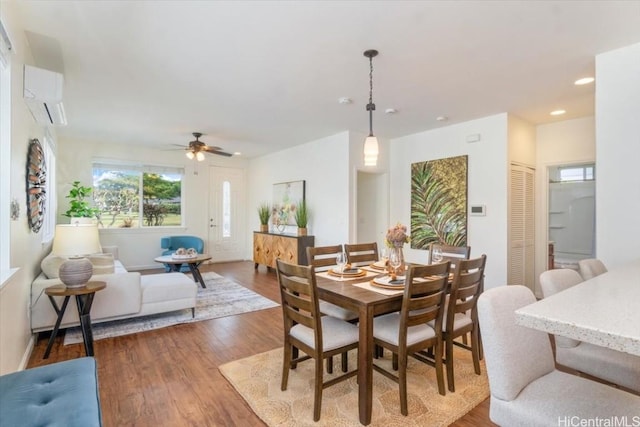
[{"left": 59, "top": 258, "right": 93, "bottom": 288}]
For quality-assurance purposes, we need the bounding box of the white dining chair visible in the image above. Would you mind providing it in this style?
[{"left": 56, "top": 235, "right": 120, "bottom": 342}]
[
  {"left": 478, "top": 285, "right": 640, "bottom": 426},
  {"left": 539, "top": 269, "right": 640, "bottom": 393}
]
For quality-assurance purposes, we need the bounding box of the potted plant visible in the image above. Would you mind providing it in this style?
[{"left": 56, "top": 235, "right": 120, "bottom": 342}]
[
  {"left": 257, "top": 202, "right": 270, "bottom": 232},
  {"left": 294, "top": 199, "right": 309, "bottom": 236},
  {"left": 63, "top": 181, "right": 99, "bottom": 224}
]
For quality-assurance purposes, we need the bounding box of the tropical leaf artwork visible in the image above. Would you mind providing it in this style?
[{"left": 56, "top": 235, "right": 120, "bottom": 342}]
[{"left": 410, "top": 155, "right": 467, "bottom": 249}]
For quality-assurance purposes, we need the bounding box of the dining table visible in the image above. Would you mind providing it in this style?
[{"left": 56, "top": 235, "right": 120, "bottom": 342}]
[
  {"left": 315, "top": 265, "right": 404, "bottom": 425},
  {"left": 515, "top": 258, "right": 640, "bottom": 357}
]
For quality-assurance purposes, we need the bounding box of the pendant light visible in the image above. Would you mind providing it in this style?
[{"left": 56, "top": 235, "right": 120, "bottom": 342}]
[{"left": 363, "top": 49, "right": 379, "bottom": 166}]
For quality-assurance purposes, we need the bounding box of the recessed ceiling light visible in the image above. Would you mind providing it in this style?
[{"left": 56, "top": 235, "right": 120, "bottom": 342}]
[
  {"left": 550, "top": 110, "right": 566, "bottom": 116},
  {"left": 338, "top": 97, "right": 352, "bottom": 104},
  {"left": 574, "top": 77, "right": 595, "bottom": 85},
  {"left": 233, "top": 152, "right": 242, "bottom": 156},
  {"left": 436, "top": 116, "right": 448, "bottom": 122},
  {"left": 385, "top": 108, "right": 397, "bottom": 114}
]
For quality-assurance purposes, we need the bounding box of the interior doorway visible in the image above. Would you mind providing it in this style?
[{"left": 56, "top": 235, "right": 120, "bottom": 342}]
[
  {"left": 547, "top": 163, "right": 596, "bottom": 271},
  {"left": 355, "top": 171, "right": 389, "bottom": 247}
]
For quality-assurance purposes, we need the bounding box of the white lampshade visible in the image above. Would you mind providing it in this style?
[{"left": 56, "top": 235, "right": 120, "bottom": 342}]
[
  {"left": 52, "top": 224, "right": 102, "bottom": 257},
  {"left": 364, "top": 135, "right": 379, "bottom": 166},
  {"left": 195, "top": 151, "right": 205, "bottom": 161},
  {"left": 186, "top": 151, "right": 195, "bottom": 160}
]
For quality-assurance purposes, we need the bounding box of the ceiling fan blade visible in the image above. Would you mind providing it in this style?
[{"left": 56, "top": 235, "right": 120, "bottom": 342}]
[{"left": 203, "top": 146, "right": 233, "bottom": 157}]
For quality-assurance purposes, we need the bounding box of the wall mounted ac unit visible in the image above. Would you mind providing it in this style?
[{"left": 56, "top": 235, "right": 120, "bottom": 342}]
[{"left": 23, "top": 65, "right": 67, "bottom": 125}]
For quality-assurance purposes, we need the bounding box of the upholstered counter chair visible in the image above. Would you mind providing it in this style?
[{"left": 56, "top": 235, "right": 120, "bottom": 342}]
[
  {"left": 478, "top": 285, "right": 640, "bottom": 426},
  {"left": 539, "top": 269, "right": 640, "bottom": 393},
  {"left": 577, "top": 258, "right": 608, "bottom": 280}
]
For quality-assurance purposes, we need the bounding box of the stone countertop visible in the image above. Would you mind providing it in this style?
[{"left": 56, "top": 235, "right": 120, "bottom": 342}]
[{"left": 515, "top": 259, "right": 640, "bottom": 357}]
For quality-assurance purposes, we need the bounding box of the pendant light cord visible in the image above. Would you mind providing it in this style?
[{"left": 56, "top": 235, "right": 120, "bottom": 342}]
[{"left": 367, "top": 54, "right": 375, "bottom": 136}]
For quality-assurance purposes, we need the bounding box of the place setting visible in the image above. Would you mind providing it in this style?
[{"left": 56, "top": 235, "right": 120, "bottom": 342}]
[{"left": 316, "top": 251, "right": 377, "bottom": 281}]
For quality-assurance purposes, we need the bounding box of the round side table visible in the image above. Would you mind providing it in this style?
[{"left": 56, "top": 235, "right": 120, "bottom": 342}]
[{"left": 43, "top": 281, "right": 106, "bottom": 359}]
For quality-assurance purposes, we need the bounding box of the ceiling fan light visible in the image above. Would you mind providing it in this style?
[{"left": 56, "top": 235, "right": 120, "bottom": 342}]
[
  {"left": 186, "top": 151, "right": 194, "bottom": 160},
  {"left": 195, "top": 151, "right": 205, "bottom": 161}
]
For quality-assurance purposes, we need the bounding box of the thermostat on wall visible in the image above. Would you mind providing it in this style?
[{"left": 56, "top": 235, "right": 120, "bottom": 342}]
[{"left": 470, "top": 205, "right": 486, "bottom": 216}]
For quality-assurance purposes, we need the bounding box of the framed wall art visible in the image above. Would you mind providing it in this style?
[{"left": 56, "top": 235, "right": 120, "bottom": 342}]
[
  {"left": 272, "top": 180, "right": 305, "bottom": 227},
  {"left": 410, "top": 155, "right": 467, "bottom": 249},
  {"left": 26, "top": 138, "right": 47, "bottom": 233}
]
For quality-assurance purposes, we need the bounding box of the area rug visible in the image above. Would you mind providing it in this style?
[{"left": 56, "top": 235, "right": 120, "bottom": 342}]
[
  {"left": 64, "top": 272, "right": 279, "bottom": 345},
  {"left": 219, "top": 346, "right": 489, "bottom": 426}
]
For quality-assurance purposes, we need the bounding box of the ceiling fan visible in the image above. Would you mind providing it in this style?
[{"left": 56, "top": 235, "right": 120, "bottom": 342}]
[{"left": 176, "top": 132, "right": 233, "bottom": 161}]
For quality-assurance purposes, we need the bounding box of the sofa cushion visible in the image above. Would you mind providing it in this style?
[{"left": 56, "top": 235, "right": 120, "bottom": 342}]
[
  {"left": 40, "top": 254, "right": 67, "bottom": 279},
  {"left": 141, "top": 273, "right": 198, "bottom": 304},
  {"left": 88, "top": 253, "right": 115, "bottom": 275}
]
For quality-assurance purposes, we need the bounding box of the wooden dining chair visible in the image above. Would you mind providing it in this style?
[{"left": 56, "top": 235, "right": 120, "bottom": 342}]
[
  {"left": 344, "top": 242, "right": 379, "bottom": 267},
  {"left": 276, "top": 259, "right": 359, "bottom": 422},
  {"left": 306, "top": 245, "right": 358, "bottom": 373},
  {"left": 440, "top": 254, "right": 487, "bottom": 392},
  {"left": 478, "top": 285, "right": 640, "bottom": 426},
  {"left": 372, "top": 261, "right": 451, "bottom": 415},
  {"left": 577, "top": 258, "right": 608, "bottom": 280},
  {"left": 428, "top": 242, "right": 470, "bottom": 267},
  {"left": 539, "top": 268, "right": 640, "bottom": 393}
]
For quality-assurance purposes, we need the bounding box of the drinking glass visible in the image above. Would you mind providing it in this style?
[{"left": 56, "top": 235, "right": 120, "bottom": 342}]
[
  {"left": 389, "top": 249, "right": 401, "bottom": 277},
  {"left": 380, "top": 247, "right": 389, "bottom": 264},
  {"left": 336, "top": 252, "right": 347, "bottom": 274},
  {"left": 432, "top": 248, "right": 443, "bottom": 263}
]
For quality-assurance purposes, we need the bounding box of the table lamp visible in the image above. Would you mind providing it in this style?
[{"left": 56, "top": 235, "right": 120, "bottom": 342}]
[{"left": 52, "top": 224, "right": 101, "bottom": 288}]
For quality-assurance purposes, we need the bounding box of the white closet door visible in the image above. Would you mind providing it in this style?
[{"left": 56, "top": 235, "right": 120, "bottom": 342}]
[{"left": 509, "top": 164, "right": 535, "bottom": 291}]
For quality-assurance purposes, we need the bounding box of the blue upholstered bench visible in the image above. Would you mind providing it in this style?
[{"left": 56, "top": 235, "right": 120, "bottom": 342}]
[{"left": 0, "top": 357, "right": 102, "bottom": 426}]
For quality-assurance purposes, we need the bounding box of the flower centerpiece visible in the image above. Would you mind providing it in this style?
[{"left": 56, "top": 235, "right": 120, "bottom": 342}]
[
  {"left": 385, "top": 223, "right": 410, "bottom": 248},
  {"left": 385, "top": 223, "right": 409, "bottom": 276}
]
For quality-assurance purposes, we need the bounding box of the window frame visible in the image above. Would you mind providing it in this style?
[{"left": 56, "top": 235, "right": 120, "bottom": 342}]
[{"left": 92, "top": 161, "right": 185, "bottom": 229}]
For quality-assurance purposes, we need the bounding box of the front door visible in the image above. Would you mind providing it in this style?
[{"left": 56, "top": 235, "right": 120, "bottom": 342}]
[{"left": 208, "top": 166, "right": 246, "bottom": 262}]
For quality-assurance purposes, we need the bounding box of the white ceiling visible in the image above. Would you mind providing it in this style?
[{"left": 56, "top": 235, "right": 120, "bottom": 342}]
[{"left": 12, "top": 1, "right": 640, "bottom": 158}]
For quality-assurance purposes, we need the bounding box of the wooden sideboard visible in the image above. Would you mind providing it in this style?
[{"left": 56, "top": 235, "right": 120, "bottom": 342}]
[{"left": 253, "top": 231, "right": 314, "bottom": 270}]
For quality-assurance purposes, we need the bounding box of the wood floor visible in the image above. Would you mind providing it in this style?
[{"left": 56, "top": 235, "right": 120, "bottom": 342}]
[{"left": 27, "top": 261, "right": 495, "bottom": 426}]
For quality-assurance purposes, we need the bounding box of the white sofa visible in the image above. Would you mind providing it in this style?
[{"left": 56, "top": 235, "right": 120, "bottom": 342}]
[{"left": 31, "top": 247, "right": 198, "bottom": 333}]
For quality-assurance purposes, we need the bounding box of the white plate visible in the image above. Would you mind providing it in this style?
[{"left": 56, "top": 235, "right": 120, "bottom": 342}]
[{"left": 373, "top": 275, "right": 405, "bottom": 286}]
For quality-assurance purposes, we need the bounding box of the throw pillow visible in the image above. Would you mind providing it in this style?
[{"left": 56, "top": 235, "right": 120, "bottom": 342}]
[
  {"left": 88, "top": 253, "right": 115, "bottom": 275},
  {"left": 40, "top": 254, "right": 68, "bottom": 279}
]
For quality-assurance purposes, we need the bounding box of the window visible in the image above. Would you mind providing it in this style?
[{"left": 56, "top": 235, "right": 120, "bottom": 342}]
[
  {"left": 0, "top": 19, "right": 13, "bottom": 282},
  {"left": 41, "top": 131, "right": 57, "bottom": 243},
  {"left": 559, "top": 165, "right": 594, "bottom": 182},
  {"left": 222, "top": 181, "right": 231, "bottom": 237},
  {"left": 92, "top": 162, "right": 184, "bottom": 228}
]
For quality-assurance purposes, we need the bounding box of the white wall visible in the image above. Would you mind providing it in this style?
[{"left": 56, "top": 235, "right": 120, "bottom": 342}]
[
  {"left": 247, "top": 132, "right": 351, "bottom": 254},
  {"left": 596, "top": 42, "right": 640, "bottom": 268},
  {"left": 389, "top": 113, "right": 509, "bottom": 289},
  {"left": 535, "top": 117, "right": 595, "bottom": 292},
  {"left": 1, "top": 4, "right": 51, "bottom": 374}
]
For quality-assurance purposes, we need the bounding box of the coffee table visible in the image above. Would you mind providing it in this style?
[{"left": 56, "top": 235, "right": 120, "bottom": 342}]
[{"left": 154, "top": 254, "right": 212, "bottom": 288}]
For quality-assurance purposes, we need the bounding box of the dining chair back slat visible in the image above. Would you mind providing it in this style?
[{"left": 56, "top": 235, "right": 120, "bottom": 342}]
[
  {"left": 428, "top": 243, "right": 471, "bottom": 267},
  {"left": 307, "top": 245, "right": 343, "bottom": 271},
  {"left": 344, "top": 242, "right": 379, "bottom": 267}
]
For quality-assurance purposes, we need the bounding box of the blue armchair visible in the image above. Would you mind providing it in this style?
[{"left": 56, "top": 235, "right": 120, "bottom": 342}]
[{"left": 160, "top": 235, "right": 205, "bottom": 272}]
